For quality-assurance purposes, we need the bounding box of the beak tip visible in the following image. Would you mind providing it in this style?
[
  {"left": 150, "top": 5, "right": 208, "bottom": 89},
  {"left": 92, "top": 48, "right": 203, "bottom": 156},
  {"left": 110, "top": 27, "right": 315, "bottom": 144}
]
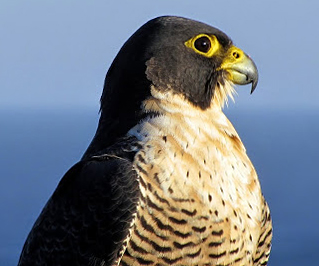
[
  {"left": 250, "top": 75, "right": 258, "bottom": 94},
  {"left": 250, "top": 83, "right": 257, "bottom": 94}
]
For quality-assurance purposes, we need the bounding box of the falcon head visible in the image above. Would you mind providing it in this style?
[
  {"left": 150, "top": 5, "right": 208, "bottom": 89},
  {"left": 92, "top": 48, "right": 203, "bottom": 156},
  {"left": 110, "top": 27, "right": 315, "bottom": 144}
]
[
  {"left": 101, "top": 16, "right": 257, "bottom": 113},
  {"left": 85, "top": 16, "right": 258, "bottom": 157}
]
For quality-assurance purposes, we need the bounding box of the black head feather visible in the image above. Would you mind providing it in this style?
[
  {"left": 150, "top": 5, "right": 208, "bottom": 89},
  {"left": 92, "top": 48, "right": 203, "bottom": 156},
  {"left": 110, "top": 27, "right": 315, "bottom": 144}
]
[{"left": 83, "top": 16, "right": 233, "bottom": 158}]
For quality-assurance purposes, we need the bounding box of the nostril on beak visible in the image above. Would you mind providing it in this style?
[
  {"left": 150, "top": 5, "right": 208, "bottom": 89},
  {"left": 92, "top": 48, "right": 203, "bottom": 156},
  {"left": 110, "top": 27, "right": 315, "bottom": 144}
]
[{"left": 232, "top": 51, "right": 240, "bottom": 59}]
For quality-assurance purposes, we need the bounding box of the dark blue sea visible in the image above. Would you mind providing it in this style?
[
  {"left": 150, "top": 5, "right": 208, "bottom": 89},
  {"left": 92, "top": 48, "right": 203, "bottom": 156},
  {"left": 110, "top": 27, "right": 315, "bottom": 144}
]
[{"left": 1, "top": 108, "right": 318, "bottom": 266}]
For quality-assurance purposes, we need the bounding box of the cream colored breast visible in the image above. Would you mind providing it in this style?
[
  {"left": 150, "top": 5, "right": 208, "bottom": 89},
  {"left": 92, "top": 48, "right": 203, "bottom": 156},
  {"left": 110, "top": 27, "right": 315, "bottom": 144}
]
[{"left": 122, "top": 90, "right": 265, "bottom": 266}]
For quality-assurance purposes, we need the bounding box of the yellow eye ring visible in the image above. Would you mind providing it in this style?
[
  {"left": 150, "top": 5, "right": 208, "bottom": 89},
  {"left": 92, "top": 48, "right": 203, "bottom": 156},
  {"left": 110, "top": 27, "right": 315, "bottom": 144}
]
[{"left": 185, "top": 34, "right": 220, "bottom": 57}]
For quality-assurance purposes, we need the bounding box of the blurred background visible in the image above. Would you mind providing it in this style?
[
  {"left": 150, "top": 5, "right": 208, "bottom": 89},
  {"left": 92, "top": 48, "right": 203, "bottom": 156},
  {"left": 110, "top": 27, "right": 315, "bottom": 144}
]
[{"left": 1, "top": 1, "right": 318, "bottom": 265}]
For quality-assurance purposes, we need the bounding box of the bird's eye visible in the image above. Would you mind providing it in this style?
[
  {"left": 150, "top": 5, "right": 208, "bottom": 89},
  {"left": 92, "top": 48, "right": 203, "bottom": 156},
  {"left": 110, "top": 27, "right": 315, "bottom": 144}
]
[
  {"left": 194, "top": 36, "right": 211, "bottom": 53},
  {"left": 184, "top": 34, "right": 219, "bottom": 57}
]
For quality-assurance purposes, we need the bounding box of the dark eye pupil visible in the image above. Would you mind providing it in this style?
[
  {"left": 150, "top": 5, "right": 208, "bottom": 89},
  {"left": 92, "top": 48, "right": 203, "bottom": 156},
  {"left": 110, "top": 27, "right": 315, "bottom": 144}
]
[{"left": 194, "top": 36, "right": 211, "bottom": 53}]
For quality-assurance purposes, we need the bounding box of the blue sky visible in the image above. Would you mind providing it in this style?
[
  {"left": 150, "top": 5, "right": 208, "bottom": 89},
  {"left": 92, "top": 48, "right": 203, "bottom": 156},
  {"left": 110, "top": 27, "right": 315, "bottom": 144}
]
[{"left": 1, "top": 1, "right": 319, "bottom": 110}]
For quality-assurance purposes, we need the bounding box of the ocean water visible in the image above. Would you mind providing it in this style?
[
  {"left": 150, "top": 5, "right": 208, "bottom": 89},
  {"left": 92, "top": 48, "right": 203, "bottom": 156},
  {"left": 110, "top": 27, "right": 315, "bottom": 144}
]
[{"left": 0, "top": 108, "right": 318, "bottom": 266}]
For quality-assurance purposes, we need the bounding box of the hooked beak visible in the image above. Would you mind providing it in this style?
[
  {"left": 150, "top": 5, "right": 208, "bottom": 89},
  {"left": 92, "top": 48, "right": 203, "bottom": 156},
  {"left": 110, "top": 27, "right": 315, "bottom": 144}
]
[{"left": 219, "top": 46, "right": 258, "bottom": 94}]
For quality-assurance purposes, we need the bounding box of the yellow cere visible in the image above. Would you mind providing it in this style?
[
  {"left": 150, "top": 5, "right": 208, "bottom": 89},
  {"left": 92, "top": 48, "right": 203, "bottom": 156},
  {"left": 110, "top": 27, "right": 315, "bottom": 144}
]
[
  {"left": 184, "top": 34, "right": 220, "bottom": 58},
  {"left": 217, "top": 46, "right": 246, "bottom": 74}
]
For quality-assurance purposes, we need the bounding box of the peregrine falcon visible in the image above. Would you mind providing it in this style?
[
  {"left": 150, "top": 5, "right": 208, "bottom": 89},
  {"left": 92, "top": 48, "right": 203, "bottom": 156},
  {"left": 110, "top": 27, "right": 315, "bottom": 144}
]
[{"left": 18, "top": 16, "right": 272, "bottom": 266}]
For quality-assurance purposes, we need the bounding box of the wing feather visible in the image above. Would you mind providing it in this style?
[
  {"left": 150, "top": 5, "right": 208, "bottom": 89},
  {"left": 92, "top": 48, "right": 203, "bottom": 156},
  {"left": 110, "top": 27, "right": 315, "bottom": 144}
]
[{"left": 18, "top": 155, "right": 139, "bottom": 266}]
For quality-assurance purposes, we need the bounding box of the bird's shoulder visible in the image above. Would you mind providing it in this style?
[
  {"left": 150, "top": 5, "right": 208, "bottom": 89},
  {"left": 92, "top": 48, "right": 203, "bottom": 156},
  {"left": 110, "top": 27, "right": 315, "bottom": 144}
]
[{"left": 18, "top": 136, "right": 140, "bottom": 266}]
